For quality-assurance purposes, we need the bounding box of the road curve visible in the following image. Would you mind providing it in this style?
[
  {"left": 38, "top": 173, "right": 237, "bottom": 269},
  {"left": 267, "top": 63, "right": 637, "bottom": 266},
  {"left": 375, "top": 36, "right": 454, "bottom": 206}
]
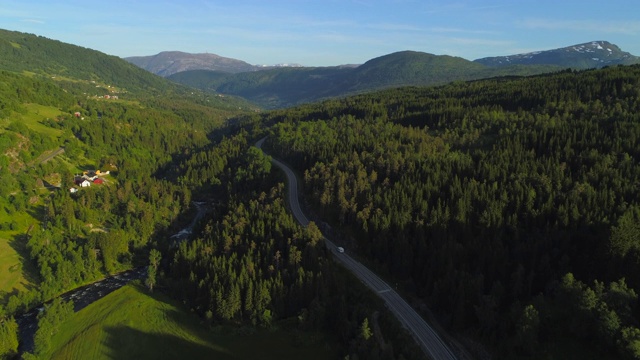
[
  {"left": 38, "top": 146, "right": 65, "bottom": 164},
  {"left": 256, "top": 137, "right": 458, "bottom": 360}
]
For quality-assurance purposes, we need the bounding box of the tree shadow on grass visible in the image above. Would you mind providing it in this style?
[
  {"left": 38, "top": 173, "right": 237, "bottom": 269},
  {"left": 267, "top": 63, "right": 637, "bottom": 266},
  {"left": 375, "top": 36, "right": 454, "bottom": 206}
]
[
  {"left": 102, "top": 325, "right": 237, "bottom": 360},
  {"left": 7, "top": 233, "right": 40, "bottom": 291},
  {"left": 105, "top": 285, "right": 242, "bottom": 360},
  {"left": 41, "top": 179, "right": 61, "bottom": 190},
  {"left": 77, "top": 163, "right": 97, "bottom": 172},
  {"left": 157, "top": 305, "right": 337, "bottom": 360},
  {"left": 0, "top": 288, "right": 19, "bottom": 305},
  {"left": 25, "top": 204, "right": 45, "bottom": 225}
]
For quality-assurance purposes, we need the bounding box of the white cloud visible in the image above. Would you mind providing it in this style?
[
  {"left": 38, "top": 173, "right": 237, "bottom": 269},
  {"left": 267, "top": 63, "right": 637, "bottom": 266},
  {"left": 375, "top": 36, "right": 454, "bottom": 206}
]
[{"left": 21, "top": 19, "right": 44, "bottom": 24}]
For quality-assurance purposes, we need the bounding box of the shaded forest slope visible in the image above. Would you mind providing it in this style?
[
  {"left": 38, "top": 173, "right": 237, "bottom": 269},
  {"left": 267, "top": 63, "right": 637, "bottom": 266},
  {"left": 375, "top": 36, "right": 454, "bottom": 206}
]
[{"left": 251, "top": 65, "right": 640, "bottom": 359}]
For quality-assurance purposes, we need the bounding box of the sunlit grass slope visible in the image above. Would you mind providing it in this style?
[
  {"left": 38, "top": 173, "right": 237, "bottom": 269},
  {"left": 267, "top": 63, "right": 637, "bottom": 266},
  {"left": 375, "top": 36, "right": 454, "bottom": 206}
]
[
  {"left": 0, "top": 205, "right": 39, "bottom": 298},
  {"left": 45, "top": 284, "right": 339, "bottom": 360}
]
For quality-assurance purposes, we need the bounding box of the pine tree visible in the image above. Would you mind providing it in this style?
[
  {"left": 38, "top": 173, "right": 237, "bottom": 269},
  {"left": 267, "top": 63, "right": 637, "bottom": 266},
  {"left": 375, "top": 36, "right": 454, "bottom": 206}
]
[{"left": 360, "top": 317, "right": 373, "bottom": 341}]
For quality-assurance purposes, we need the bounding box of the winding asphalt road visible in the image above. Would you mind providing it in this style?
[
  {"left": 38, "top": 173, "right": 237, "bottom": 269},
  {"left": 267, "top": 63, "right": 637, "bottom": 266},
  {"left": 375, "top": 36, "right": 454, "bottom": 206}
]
[{"left": 256, "top": 138, "right": 458, "bottom": 360}]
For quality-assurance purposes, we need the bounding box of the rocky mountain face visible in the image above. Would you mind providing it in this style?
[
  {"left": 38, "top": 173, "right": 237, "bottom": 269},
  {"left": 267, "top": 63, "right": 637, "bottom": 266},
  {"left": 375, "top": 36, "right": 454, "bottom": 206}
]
[
  {"left": 125, "top": 51, "right": 310, "bottom": 77},
  {"left": 474, "top": 41, "right": 640, "bottom": 69},
  {"left": 124, "top": 51, "right": 258, "bottom": 76}
]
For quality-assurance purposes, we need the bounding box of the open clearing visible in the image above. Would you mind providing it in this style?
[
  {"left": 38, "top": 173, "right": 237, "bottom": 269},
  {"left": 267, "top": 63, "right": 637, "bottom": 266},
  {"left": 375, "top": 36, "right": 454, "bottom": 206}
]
[
  {"left": 15, "top": 103, "right": 65, "bottom": 138},
  {"left": 44, "top": 283, "right": 339, "bottom": 360},
  {"left": 0, "top": 207, "right": 38, "bottom": 299},
  {"left": 0, "top": 235, "right": 28, "bottom": 297}
]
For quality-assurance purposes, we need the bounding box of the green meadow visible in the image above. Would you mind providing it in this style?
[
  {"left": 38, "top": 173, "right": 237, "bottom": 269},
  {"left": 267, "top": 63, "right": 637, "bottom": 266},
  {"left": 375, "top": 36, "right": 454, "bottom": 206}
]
[
  {"left": 43, "top": 284, "right": 339, "bottom": 360},
  {"left": 0, "top": 234, "right": 29, "bottom": 296},
  {"left": 0, "top": 203, "right": 39, "bottom": 299},
  {"left": 15, "top": 103, "right": 64, "bottom": 138}
]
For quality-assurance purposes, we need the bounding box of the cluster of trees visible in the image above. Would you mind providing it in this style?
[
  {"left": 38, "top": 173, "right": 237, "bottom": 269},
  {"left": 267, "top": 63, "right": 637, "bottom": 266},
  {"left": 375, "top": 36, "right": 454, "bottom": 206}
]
[
  {"left": 0, "top": 53, "right": 253, "bottom": 357},
  {"left": 170, "top": 182, "right": 325, "bottom": 325},
  {"left": 0, "top": 71, "right": 76, "bottom": 191},
  {"left": 163, "top": 132, "right": 423, "bottom": 359},
  {"left": 0, "top": 313, "right": 18, "bottom": 359},
  {"left": 23, "top": 298, "right": 74, "bottom": 359},
  {"left": 0, "top": 106, "right": 199, "bottom": 359},
  {"left": 0, "top": 70, "right": 75, "bottom": 118},
  {"left": 256, "top": 65, "right": 640, "bottom": 358},
  {"left": 5, "top": 27, "right": 640, "bottom": 359},
  {"left": 0, "top": 77, "right": 214, "bottom": 313},
  {"left": 20, "top": 169, "right": 189, "bottom": 297},
  {"left": 540, "top": 274, "right": 640, "bottom": 357}
]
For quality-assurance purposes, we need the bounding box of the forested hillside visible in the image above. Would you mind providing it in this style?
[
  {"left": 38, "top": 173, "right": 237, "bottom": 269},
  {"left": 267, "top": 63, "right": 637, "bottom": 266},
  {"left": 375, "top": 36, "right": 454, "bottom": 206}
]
[
  {"left": 0, "top": 29, "right": 172, "bottom": 94},
  {"left": 160, "top": 132, "right": 423, "bottom": 359},
  {"left": 4, "top": 26, "right": 640, "bottom": 360},
  {"left": 0, "top": 29, "right": 421, "bottom": 360},
  {"left": 164, "top": 41, "right": 639, "bottom": 109},
  {"left": 248, "top": 65, "right": 640, "bottom": 359},
  {"left": 0, "top": 30, "right": 259, "bottom": 358},
  {"left": 168, "top": 51, "right": 559, "bottom": 109}
]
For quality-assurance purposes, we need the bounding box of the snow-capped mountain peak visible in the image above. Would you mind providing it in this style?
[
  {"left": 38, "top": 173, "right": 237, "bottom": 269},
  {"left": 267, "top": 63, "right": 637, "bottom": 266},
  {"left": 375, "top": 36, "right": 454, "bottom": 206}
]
[{"left": 474, "top": 41, "right": 639, "bottom": 69}]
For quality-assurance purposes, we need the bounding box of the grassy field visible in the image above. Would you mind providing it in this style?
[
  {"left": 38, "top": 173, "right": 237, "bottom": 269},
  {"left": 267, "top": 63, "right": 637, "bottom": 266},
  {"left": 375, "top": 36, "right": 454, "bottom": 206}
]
[
  {"left": 16, "top": 103, "right": 64, "bottom": 138},
  {"left": 0, "top": 234, "right": 29, "bottom": 297},
  {"left": 0, "top": 201, "right": 39, "bottom": 299},
  {"left": 43, "top": 284, "right": 340, "bottom": 360}
]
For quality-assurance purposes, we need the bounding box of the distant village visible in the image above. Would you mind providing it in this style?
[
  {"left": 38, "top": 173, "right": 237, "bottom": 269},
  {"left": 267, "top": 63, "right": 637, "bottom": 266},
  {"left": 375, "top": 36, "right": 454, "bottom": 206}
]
[{"left": 69, "top": 170, "right": 109, "bottom": 193}]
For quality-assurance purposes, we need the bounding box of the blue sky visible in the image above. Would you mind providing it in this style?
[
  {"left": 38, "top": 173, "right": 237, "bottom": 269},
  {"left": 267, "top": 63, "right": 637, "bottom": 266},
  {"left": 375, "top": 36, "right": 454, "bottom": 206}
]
[{"left": 1, "top": 0, "right": 639, "bottom": 66}]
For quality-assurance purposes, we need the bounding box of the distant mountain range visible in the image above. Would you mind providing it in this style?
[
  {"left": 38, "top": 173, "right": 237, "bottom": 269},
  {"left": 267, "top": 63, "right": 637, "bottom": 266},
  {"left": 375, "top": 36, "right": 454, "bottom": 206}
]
[
  {"left": 475, "top": 41, "right": 639, "bottom": 68},
  {"left": 3, "top": 28, "right": 636, "bottom": 110},
  {"left": 124, "top": 51, "right": 306, "bottom": 77},
  {"left": 125, "top": 51, "right": 257, "bottom": 76},
  {"left": 124, "top": 40, "right": 639, "bottom": 109},
  {"left": 0, "top": 28, "right": 256, "bottom": 110},
  {"left": 127, "top": 41, "right": 639, "bottom": 78}
]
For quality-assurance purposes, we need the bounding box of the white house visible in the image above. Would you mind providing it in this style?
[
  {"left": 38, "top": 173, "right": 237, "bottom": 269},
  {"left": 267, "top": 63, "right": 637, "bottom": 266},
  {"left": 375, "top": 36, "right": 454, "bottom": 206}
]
[{"left": 75, "top": 179, "right": 91, "bottom": 187}]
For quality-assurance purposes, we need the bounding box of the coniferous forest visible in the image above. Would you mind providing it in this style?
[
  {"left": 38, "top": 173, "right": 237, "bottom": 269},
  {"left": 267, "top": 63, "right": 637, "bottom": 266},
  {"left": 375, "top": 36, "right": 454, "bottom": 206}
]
[
  {"left": 2, "top": 28, "right": 640, "bottom": 360},
  {"left": 0, "top": 35, "right": 420, "bottom": 358},
  {"left": 245, "top": 65, "right": 640, "bottom": 358}
]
